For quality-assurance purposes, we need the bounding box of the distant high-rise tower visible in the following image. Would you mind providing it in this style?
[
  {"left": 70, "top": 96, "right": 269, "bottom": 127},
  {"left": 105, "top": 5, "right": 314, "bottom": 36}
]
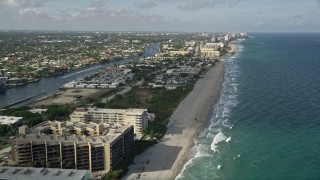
[{"left": 225, "top": 34, "right": 229, "bottom": 41}]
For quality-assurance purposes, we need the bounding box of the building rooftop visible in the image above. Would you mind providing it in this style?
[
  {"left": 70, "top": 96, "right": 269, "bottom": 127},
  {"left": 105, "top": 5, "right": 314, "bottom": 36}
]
[
  {"left": 14, "top": 120, "right": 132, "bottom": 145},
  {"left": 73, "top": 108, "right": 88, "bottom": 112},
  {"left": 13, "top": 132, "right": 121, "bottom": 145},
  {"left": 29, "top": 109, "right": 48, "bottom": 114},
  {"left": 0, "top": 116, "right": 23, "bottom": 125},
  {"left": 0, "top": 166, "right": 91, "bottom": 180},
  {"left": 87, "top": 108, "right": 147, "bottom": 115},
  {"left": 126, "top": 108, "right": 148, "bottom": 115}
]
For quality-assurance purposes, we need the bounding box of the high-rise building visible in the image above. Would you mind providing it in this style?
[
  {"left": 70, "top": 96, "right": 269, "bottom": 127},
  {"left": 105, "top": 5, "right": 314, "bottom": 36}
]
[
  {"left": 200, "top": 43, "right": 221, "bottom": 58},
  {"left": 10, "top": 121, "right": 134, "bottom": 172}
]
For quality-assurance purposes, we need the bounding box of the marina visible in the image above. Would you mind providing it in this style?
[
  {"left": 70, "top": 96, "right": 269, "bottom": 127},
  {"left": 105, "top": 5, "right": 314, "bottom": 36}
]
[{"left": 0, "top": 43, "right": 159, "bottom": 109}]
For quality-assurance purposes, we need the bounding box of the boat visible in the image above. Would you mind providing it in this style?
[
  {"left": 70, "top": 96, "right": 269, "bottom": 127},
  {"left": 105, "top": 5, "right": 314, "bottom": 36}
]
[{"left": 0, "top": 77, "right": 8, "bottom": 92}]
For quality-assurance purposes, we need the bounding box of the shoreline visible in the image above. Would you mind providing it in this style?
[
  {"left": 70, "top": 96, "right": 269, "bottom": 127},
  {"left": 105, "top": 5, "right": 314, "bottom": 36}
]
[
  {"left": 173, "top": 42, "right": 239, "bottom": 179},
  {"left": 123, "top": 60, "right": 225, "bottom": 180},
  {"left": 171, "top": 61, "right": 225, "bottom": 179}
]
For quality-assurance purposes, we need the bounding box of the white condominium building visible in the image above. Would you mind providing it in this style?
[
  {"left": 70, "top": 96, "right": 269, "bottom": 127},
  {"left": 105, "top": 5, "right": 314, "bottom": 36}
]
[
  {"left": 70, "top": 108, "right": 149, "bottom": 138},
  {"left": 70, "top": 108, "right": 88, "bottom": 122}
]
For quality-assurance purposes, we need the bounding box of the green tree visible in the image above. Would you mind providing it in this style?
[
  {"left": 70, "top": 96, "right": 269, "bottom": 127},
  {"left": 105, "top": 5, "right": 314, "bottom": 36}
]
[{"left": 0, "top": 124, "right": 11, "bottom": 136}]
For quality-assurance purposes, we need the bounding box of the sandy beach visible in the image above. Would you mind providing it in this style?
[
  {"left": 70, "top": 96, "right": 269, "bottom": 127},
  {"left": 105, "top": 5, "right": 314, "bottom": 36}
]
[{"left": 123, "top": 61, "right": 225, "bottom": 180}]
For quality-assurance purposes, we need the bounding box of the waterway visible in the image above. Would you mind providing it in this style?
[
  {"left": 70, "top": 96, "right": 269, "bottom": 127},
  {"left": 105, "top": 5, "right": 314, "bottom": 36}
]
[{"left": 0, "top": 43, "right": 159, "bottom": 108}]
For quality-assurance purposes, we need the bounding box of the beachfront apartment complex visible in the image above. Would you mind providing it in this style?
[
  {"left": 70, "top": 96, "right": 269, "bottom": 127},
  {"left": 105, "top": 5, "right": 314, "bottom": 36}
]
[
  {"left": 70, "top": 108, "right": 149, "bottom": 138},
  {"left": 200, "top": 43, "right": 222, "bottom": 58},
  {"left": 10, "top": 121, "right": 134, "bottom": 172}
]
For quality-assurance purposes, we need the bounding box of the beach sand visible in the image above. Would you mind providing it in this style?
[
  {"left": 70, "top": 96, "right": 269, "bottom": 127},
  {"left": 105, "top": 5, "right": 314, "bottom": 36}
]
[{"left": 123, "top": 61, "right": 225, "bottom": 180}]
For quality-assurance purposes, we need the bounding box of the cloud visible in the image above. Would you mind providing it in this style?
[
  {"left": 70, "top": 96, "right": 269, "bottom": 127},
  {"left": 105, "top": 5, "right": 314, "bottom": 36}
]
[
  {"left": 178, "top": 0, "right": 241, "bottom": 11},
  {"left": 294, "top": 15, "right": 303, "bottom": 19},
  {"left": 88, "top": 0, "right": 109, "bottom": 8},
  {"left": 0, "top": 0, "right": 48, "bottom": 8},
  {"left": 136, "top": 1, "right": 157, "bottom": 10},
  {"left": 0, "top": 0, "right": 52, "bottom": 22},
  {"left": 0, "top": 0, "right": 318, "bottom": 32},
  {"left": 179, "top": 1, "right": 211, "bottom": 11},
  {"left": 19, "top": 8, "right": 41, "bottom": 15},
  {"left": 54, "top": 5, "right": 167, "bottom": 26},
  {"left": 57, "top": 8, "right": 82, "bottom": 20},
  {"left": 286, "top": 21, "right": 304, "bottom": 26},
  {"left": 1, "top": 0, "right": 19, "bottom": 6},
  {"left": 254, "top": 21, "right": 264, "bottom": 27},
  {"left": 134, "top": 0, "right": 242, "bottom": 11}
]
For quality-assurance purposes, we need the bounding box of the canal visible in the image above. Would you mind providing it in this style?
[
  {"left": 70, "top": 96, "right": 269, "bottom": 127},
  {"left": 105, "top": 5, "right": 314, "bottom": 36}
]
[{"left": 0, "top": 43, "right": 159, "bottom": 108}]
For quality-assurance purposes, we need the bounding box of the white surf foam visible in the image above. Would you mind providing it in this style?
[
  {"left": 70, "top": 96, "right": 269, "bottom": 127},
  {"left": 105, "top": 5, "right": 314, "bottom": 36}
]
[
  {"left": 198, "top": 128, "right": 208, "bottom": 138},
  {"left": 222, "top": 107, "right": 231, "bottom": 118},
  {"left": 196, "top": 144, "right": 213, "bottom": 158},
  {"left": 234, "top": 154, "right": 241, "bottom": 160},
  {"left": 226, "top": 136, "right": 232, "bottom": 143},
  {"left": 208, "top": 127, "right": 222, "bottom": 134},
  {"left": 175, "top": 158, "right": 194, "bottom": 180},
  {"left": 177, "top": 39, "right": 244, "bottom": 179},
  {"left": 206, "top": 132, "right": 215, "bottom": 139},
  {"left": 226, "top": 101, "right": 238, "bottom": 108},
  {"left": 188, "top": 144, "right": 199, "bottom": 159},
  {"left": 222, "top": 120, "right": 232, "bottom": 129},
  {"left": 211, "top": 132, "right": 227, "bottom": 152}
]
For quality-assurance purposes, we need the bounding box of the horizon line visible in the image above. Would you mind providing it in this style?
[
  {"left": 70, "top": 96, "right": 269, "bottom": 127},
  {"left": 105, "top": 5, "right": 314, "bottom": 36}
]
[{"left": 1, "top": 29, "right": 320, "bottom": 34}]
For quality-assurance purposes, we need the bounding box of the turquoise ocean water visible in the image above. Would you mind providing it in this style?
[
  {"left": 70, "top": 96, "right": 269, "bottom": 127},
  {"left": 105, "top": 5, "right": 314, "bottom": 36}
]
[{"left": 177, "top": 33, "right": 320, "bottom": 180}]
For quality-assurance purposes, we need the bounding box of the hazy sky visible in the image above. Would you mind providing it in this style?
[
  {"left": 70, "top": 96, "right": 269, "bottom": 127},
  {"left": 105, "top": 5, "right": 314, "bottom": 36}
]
[{"left": 0, "top": 0, "right": 320, "bottom": 32}]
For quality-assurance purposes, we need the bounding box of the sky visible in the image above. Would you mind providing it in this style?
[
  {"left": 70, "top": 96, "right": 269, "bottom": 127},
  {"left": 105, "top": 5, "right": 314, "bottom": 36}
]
[{"left": 0, "top": 0, "right": 320, "bottom": 32}]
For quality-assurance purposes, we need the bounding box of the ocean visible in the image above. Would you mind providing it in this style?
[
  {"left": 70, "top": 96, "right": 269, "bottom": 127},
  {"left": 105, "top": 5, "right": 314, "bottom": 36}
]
[{"left": 177, "top": 33, "right": 320, "bottom": 180}]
